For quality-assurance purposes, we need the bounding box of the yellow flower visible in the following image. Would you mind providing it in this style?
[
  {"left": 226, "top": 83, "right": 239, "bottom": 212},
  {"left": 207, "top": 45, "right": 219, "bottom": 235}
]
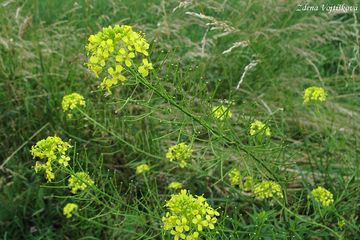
[
  {"left": 116, "top": 48, "right": 135, "bottom": 67},
  {"left": 31, "top": 136, "right": 72, "bottom": 182},
  {"left": 68, "top": 172, "right": 94, "bottom": 194},
  {"left": 168, "top": 181, "right": 183, "bottom": 190},
  {"left": 134, "top": 38, "right": 150, "bottom": 56},
  {"left": 85, "top": 25, "right": 152, "bottom": 93},
  {"left": 99, "top": 65, "right": 127, "bottom": 93},
  {"left": 138, "top": 59, "right": 153, "bottom": 77},
  {"left": 228, "top": 168, "right": 241, "bottom": 186},
  {"left": 249, "top": 120, "right": 271, "bottom": 137},
  {"left": 108, "top": 65, "right": 126, "bottom": 82},
  {"left": 99, "top": 77, "right": 118, "bottom": 94},
  {"left": 162, "top": 189, "right": 220, "bottom": 240},
  {"left": 303, "top": 86, "right": 327, "bottom": 104},
  {"left": 61, "top": 93, "right": 86, "bottom": 113},
  {"left": 63, "top": 203, "right": 78, "bottom": 218},
  {"left": 254, "top": 181, "right": 283, "bottom": 200},
  {"left": 136, "top": 163, "right": 150, "bottom": 174},
  {"left": 166, "top": 143, "right": 192, "bottom": 168},
  {"left": 308, "top": 186, "right": 334, "bottom": 207},
  {"left": 212, "top": 105, "right": 232, "bottom": 121}
]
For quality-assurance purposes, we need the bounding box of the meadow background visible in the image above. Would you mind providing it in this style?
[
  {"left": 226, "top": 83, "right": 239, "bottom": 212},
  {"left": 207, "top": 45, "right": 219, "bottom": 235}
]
[{"left": 0, "top": 0, "right": 359, "bottom": 239}]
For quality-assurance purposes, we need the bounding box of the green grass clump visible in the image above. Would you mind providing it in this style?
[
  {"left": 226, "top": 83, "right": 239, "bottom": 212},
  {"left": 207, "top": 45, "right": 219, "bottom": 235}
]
[{"left": 1, "top": 0, "right": 359, "bottom": 239}]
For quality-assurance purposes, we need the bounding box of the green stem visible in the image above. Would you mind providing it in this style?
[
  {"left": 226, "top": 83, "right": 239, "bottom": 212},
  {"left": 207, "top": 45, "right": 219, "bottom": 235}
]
[
  {"left": 77, "top": 108, "right": 162, "bottom": 160},
  {"left": 136, "top": 75, "right": 279, "bottom": 182}
]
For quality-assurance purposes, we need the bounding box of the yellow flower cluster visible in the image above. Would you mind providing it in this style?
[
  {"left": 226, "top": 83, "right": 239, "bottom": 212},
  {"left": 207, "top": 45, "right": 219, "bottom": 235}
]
[
  {"left": 166, "top": 143, "right": 192, "bottom": 168},
  {"left": 31, "top": 136, "right": 72, "bottom": 182},
  {"left": 229, "top": 168, "right": 241, "bottom": 186},
  {"left": 212, "top": 105, "right": 232, "bottom": 121},
  {"left": 303, "top": 86, "right": 327, "bottom": 104},
  {"left": 63, "top": 203, "right": 78, "bottom": 218},
  {"left": 249, "top": 120, "right": 271, "bottom": 137},
  {"left": 85, "top": 25, "right": 153, "bottom": 93},
  {"left": 162, "top": 189, "right": 220, "bottom": 240},
  {"left": 308, "top": 186, "right": 334, "bottom": 207},
  {"left": 136, "top": 163, "right": 150, "bottom": 174},
  {"left": 61, "top": 93, "right": 86, "bottom": 113},
  {"left": 168, "top": 181, "right": 183, "bottom": 190},
  {"left": 68, "top": 172, "right": 94, "bottom": 194},
  {"left": 254, "top": 181, "right": 283, "bottom": 200}
]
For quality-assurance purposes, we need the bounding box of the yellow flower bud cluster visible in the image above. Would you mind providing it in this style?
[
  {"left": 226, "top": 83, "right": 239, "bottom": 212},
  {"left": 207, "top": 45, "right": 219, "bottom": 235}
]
[
  {"left": 308, "top": 186, "right": 334, "bottom": 207},
  {"left": 68, "top": 171, "right": 94, "bottom": 194},
  {"left": 168, "top": 181, "right": 183, "bottom": 190},
  {"left": 166, "top": 143, "right": 193, "bottom": 168},
  {"left": 254, "top": 180, "right": 283, "bottom": 200},
  {"left": 337, "top": 217, "right": 346, "bottom": 228},
  {"left": 63, "top": 203, "right": 78, "bottom": 218},
  {"left": 85, "top": 25, "right": 153, "bottom": 93},
  {"left": 31, "top": 136, "right": 72, "bottom": 182},
  {"left": 303, "top": 86, "right": 326, "bottom": 104},
  {"left": 162, "top": 189, "right": 220, "bottom": 240},
  {"left": 228, "top": 168, "right": 253, "bottom": 191},
  {"left": 228, "top": 168, "right": 241, "bottom": 186},
  {"left": 61, "top": 93, "right": 86, "bottom": 118},
  {"left": 249, "top": 120, "right": 271, "bottom": 137},
  {"left": 136, "top": 163, "right": 150, "bottom": 174},
  {"left": 212, "top": 105, "right": 232, "bottom": 121},
  {"left": 62, "top": 93, "right": 86, "bottom": 112}
]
